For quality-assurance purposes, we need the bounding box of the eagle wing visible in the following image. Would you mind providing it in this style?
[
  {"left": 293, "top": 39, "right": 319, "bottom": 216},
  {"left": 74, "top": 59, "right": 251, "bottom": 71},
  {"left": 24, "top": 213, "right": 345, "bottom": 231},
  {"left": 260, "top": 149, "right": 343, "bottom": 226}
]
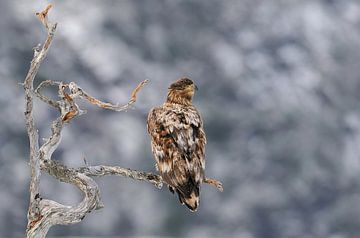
[{"left": 147, "top": 104, "right": 206, "bottom": 210}]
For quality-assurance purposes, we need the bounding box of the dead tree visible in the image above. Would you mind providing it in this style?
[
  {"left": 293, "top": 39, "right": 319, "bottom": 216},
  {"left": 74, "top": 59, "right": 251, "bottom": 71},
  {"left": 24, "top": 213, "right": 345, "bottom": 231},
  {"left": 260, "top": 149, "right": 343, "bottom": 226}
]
[{"left": 24, "top": 5, "right": 222, "bottom": 238}]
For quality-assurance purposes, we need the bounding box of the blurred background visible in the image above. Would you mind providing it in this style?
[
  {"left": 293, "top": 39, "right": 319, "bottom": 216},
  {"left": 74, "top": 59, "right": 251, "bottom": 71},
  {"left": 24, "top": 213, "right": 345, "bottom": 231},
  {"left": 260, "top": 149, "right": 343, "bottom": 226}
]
[{"left": 1, "top": 0, "right": 360, "bottom": 237}]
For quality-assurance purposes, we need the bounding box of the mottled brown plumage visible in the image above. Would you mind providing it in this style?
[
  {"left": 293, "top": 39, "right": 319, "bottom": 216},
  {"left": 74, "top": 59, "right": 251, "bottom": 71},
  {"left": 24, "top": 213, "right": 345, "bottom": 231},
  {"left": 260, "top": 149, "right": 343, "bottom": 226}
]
[{"left": 147, "top": 77, "right": 205, "bottom": 211}]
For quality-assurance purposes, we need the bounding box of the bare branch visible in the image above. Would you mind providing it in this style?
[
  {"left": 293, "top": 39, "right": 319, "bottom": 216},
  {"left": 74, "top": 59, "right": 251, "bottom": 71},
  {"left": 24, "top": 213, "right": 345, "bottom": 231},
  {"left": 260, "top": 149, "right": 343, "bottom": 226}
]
[
  {"left": 77, "top": 165, "right": 163, "bottom": 189},
  {"left": 24, "top": 3, "right": 57, "bottom": 226},
  {"left": 74, "top": 79, "right": 149, "bottom": 111}
]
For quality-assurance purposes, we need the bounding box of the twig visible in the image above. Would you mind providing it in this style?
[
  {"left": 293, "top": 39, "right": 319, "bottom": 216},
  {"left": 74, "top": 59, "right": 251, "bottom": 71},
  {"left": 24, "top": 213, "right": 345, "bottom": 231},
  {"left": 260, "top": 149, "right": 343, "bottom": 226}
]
[
  {"left": 34, "top": 80, "right": 60, "bottom": 108},
  {"left": 70, "top": 79, "right": 149, "bottom": 111},
  {"left": 35, "top": 4, "right": 53, "bottom": 30}
]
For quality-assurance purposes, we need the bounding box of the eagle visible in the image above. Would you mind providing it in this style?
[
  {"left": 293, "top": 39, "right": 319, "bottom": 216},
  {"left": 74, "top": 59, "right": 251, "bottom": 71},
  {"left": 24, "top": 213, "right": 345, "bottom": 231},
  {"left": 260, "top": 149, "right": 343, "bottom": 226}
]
[{"left": 147, "top": 77, "right": 206, "bottom": 212}]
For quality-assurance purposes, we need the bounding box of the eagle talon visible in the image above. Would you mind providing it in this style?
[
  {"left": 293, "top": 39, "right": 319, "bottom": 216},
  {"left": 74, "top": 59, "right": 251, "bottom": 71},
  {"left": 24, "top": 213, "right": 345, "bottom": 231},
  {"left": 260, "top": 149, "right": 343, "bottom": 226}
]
[
  {"left": 217, "top": 183, "right": 224, "bottom": 192},
  {"left": 168, "top": 185, "right": 175, "bottom": 194}
]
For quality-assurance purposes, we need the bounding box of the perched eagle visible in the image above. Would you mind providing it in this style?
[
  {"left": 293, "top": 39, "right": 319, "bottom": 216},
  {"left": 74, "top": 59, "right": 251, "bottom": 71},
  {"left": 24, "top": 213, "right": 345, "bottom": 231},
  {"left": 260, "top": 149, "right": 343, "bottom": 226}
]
[{"left": 147, "top": 77, "right": 206, "bottom": 212}]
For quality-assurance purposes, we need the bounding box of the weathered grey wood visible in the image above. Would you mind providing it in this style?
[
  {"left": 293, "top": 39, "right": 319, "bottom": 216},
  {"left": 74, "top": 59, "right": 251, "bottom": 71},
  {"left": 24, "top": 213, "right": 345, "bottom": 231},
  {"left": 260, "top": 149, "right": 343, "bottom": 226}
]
[
  {"left": 77, "top": 165, "right": 163, "bottom": 189},
  {"left": 24, "top": 8, "right": 57, "bottom": 231},
  {"left": 24, "top": 5, "right": 161, "bottom": 238}
]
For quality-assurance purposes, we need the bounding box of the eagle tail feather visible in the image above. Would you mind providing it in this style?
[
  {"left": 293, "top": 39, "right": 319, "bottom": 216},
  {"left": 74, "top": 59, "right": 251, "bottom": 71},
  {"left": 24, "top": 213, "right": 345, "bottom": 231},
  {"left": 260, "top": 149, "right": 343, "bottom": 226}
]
[{"left": 176, "top": 178, "right": 200, "bottom": 212}]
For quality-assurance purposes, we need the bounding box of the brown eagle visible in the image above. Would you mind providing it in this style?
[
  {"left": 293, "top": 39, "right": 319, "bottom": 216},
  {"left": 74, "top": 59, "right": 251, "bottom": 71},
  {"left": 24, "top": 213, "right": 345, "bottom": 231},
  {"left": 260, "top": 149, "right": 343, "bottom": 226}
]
[{"left": 147, "top": 77, "right": 206, "bottom": 212}]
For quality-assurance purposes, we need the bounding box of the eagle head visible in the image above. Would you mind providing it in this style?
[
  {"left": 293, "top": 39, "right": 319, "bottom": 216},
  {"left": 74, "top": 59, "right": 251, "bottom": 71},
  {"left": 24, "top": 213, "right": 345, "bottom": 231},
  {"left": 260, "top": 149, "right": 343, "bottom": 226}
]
[{"left": 167, "top": 77, "right": 198, "bottom": 105}]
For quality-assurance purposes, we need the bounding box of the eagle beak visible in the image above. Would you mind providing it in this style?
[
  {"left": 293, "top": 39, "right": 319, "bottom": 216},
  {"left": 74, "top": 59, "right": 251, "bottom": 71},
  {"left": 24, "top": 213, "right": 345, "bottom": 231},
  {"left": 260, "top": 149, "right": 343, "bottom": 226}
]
[{"left": 194, "top": 84, "right": 198, "bottom": 91}]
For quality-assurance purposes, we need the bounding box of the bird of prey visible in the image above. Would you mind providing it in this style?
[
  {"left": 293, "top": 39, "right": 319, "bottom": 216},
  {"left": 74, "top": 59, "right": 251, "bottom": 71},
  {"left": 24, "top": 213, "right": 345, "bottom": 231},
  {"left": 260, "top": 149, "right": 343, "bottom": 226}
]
[{"left": 147, "top": 77, "right": 206, "bottom": 212}]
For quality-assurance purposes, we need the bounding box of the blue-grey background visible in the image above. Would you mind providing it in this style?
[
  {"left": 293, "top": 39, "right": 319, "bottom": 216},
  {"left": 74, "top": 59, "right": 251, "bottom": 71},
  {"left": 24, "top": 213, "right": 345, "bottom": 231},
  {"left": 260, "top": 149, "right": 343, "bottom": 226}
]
[{"left": 1, "top": 0, "right": 360, "bottom": 237}]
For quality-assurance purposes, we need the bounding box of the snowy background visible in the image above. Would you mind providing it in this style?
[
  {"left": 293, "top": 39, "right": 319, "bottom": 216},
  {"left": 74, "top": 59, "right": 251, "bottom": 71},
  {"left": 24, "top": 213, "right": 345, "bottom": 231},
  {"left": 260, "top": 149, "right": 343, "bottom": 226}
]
[{"left": 1, "top": 0, "right": 360, "bottom": 237}]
